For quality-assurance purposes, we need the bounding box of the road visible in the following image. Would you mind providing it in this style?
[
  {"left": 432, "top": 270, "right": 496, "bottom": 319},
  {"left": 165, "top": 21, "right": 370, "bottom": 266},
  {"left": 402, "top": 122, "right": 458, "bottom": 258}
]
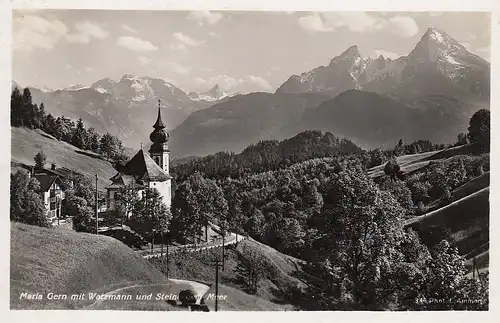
[{"left": 141, "top": 232, "right": 245, "bottom": 259}]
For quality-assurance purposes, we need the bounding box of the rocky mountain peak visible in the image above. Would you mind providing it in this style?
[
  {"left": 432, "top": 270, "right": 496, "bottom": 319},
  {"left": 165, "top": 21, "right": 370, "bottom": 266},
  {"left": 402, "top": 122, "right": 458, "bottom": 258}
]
[
  {"left": 410, "top": 27, "right": 467, "bottom": 61},
  {"left": 330, "top": 45, "right": 361, "bottom": 65}
]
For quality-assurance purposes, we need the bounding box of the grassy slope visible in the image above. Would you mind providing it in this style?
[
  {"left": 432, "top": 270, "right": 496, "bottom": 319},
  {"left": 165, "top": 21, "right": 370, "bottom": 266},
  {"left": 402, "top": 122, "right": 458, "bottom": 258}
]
[
  {"left": 404, "top": 188, "right": 489, "bottom": 270},
  {"left": 427, "top": 172, "right": 489, "bottom": 212},
  {"left": 368, "top": 143, "right": 481, "bottom": 179},
  {"left": 11, "top": 127, "right": 116, "bottom": 189},
  {"left": 369, "top": 145, "right": 490, "bottom": 273},
  {"left": 10, "top": 222, "right": 169, "bottom": 309},
  {"left": 151, "top": 238, "right": 304, "bottom": 308}
]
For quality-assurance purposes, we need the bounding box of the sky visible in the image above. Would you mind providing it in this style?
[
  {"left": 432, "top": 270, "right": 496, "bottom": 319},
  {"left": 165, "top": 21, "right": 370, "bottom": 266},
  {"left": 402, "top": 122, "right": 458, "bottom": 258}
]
[{"left": 12, "top": 10, "right": 491, "bottom": 94}]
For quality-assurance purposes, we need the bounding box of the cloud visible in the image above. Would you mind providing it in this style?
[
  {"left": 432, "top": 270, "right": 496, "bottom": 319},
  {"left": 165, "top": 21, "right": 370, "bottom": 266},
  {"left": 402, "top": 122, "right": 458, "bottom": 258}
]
[
  {"left": 459, "top": 32, "right": 477, "bottom": 42},
  {"left": 66, "top": 20, "right": 109, "bottom": 44},
  {"left": 117, "top": 36, "right": 158, "bottom": 52},
  {"left": 167, "top": 62, "right": 191, "bottom": 75},
  {"left": 324, "top": 12, "right": 379, "bottom": 33},
  {"left": 170, "top": 43, "right": 188, "bottom": 53},
  {"left": 122, "top": 24, "right": 138, "bottom": 34},
  {"left": 84, "top": 66, "right": 94, "bottom": 72},
  {"left": 138, "top": 56, "right": 151, "bottom": 65},
  {"left": 173, "top": 32, "right": 204, "bottom": 47},
  {"left": 429, "top": 12, "right": 444, "bottom": 17},
  {"left": 297, "top": 12, "right": 419, "bottom": 37},
  {"left": 377, "top": 16, "right": 419, "bottom": 37},
  {"left": 373, "top": 49, "right": 401, "bottom": 60},
  {"left": 13, "top": 14, "right": 68, "bottom": 51},
  {"left": 170, "top": 32, "right": 204, "bottom": 53},
  {"left": 187, "top": 11, "right": 223, "bottom": 26},
  {"left": 297, "top": 14, "right": 334, "bottom": 33},
  {"left": 208, "top": 32, "right": 221, "bottom": 38},
  {"left": 194, "top": 74, "right": 273, "bottom": 93}
]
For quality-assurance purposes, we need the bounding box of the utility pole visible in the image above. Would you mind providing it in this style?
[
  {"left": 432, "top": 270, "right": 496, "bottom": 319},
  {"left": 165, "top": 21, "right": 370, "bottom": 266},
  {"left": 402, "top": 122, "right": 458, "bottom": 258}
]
[
  {"left": 210, "top": 259, "right": 223, "bottom": 312},
  {"left": 221, "top": 223, "right": 225, "bottom": 271},
  {"left": 95, "top": 174, "right": 98, "bottom": 235}
]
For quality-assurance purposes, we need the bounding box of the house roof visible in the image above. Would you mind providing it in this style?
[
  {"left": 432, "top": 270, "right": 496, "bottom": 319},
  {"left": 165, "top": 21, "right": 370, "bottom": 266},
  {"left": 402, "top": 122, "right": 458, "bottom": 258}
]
[
  {"left": 108, "top": 149, "right": 171, "bottom": 186},
  {"left": 47, "top": 167, "right": 79, "bottom": 179},
  {"left": 33, "top": 174, "right": 60, "bottom": 192}
]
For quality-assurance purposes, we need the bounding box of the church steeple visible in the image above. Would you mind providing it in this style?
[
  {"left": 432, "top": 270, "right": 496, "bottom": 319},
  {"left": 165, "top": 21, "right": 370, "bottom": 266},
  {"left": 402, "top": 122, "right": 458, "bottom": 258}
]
[
  {"left": 149, "top": 100, "right": 169, "bottom": 145},
  {"left": 153, "top": 99, "right": 166, "bottom": 129}
]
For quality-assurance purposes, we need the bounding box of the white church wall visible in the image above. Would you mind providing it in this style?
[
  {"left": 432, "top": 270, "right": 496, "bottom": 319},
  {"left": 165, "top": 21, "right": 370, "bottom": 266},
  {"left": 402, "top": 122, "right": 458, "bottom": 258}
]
[{"left": 148, "top": 180, "right": 171, "bottom": 207}]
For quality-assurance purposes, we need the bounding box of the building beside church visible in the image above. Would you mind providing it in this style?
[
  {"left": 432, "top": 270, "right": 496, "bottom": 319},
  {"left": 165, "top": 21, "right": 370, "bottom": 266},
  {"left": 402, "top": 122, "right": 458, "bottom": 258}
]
[
  {"left": 28, "top": 162, "right": 79, "bottom": 225},
  {"left": 106, "top": 100, "right": 172, "bottom": 212}
]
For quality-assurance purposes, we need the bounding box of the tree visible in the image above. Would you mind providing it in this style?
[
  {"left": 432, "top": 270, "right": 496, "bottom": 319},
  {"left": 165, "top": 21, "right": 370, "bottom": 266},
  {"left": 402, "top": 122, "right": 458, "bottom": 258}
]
[
  {"left": 467, "top": 109, "right": 490, "bottom": 150},
  {"left": 66, "top": 193, "right": 94, "bottom": 232},
  {"left": 128, "top": 188, "right": 170, "bottom": 250},
  {"left": 10, "top": 170, "right": 50, "bottom": 227},
  {"left": 113, "top": 184, "right": 140, "bottom": 226},
  {"left": 34, "top": 150, "right": 47, "bottom": 170},
  {"left": 11, "top": 87, "right": 23, "bottom": 127},
  {"left": 100, "top": 133, "right": 121, "bottom": 160},
  {"left": 415, "top": 241, "right": 488, "bottom": 310},
  {"left": 308, "top": 167, "right": 417, "bottom": 309},
  {"left": 380, "top": 179, "right": 415, "bottom": 217},
  {"left": 244, "top": 208, "right": 264, "bottom": 238},
  {"left": 86, "top": 127, "right": 101, "bottom": 153},
  {"left": 21, "top": 88, "right": 35, "bottom": 129},
  {"left": 368, "top": 149, "right": 386, "bottom": 168},
  {"left": 394, "top": 139, "right": 405, "bottom": 156},
  {"left": 457, "top": 132, "right": 469, "bottom": 146},
  {"left": 384, "top": 157, "right": 403, "bottom": 181},
  {"left": 43, "top": 113, "right": 57, "bottom": 136},
  {"left": 171, "top": 172, "right": 228, "bottom": 243},
  {"left": 235, "top": 244, "right": 266, "bottom": 294},
  {"left": 71, "top": 117, "right": 87, "bottom": 149},
  {"left": 55, "top": 116, "right": 76, "bottom": 142},
  {"left": 171, "top": 180, "right": 203, "bottom": 243}
]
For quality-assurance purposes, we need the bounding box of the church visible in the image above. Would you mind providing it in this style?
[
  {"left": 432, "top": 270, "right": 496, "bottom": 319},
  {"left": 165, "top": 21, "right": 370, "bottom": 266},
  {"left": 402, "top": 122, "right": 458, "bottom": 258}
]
[{"left": 106, "top": 100, "right": 172, "bottom": 212}]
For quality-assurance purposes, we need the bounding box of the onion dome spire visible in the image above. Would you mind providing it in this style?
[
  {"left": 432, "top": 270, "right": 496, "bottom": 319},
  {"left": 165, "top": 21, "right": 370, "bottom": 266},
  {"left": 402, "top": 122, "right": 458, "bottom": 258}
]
[{"left": 149, "top": 99, "right": 169, "bottom": 144}]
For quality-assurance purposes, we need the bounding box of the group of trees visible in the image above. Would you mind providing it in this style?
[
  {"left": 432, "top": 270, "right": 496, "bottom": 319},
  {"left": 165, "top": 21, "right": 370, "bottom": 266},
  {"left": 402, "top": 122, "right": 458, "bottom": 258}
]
[
  {"left": 111, "top": 186, "right": 172, "bottom": 249},
  {"left": 10, "top": 170, "right": 50, "bottom": 227},
  {"left": 11, "top": 87, "right": 128, "bottom": 168},
  {"left": 163, "top": 109, "right": 490, "bottom": 310},
  {"left": 170, "top": 173, "right": 229, "bottom": 244},
  {"left": 172, "top": 130, "right": 362, "bottom": 181}
]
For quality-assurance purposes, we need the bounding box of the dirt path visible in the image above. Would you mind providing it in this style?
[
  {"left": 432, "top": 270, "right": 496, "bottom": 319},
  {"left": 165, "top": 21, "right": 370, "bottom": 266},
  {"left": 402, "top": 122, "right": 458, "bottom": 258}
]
[{"left": 85, "top": 278, "right": 210, "bottom": 309}]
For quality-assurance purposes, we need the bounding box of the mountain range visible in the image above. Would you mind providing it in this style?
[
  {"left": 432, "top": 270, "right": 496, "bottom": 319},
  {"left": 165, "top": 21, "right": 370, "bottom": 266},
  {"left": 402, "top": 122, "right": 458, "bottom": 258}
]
[
  {"left": 14, "top": 75, "right": 233, "bottom": 148},
  {"left": 14, "top": 27, "right": 490, "bottom": 158},
  {"left": 188, "top": 84, "right": 235, "bottom": 103},
  {"left": 277, "top": 27, "right": 490, "bottom": 108}
]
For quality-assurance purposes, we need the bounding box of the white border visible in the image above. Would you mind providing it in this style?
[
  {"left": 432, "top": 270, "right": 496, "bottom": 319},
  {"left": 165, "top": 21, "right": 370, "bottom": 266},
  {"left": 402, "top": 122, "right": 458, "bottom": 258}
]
[{"left": 1, "top": 1, "right": 498, "bottom": 323}]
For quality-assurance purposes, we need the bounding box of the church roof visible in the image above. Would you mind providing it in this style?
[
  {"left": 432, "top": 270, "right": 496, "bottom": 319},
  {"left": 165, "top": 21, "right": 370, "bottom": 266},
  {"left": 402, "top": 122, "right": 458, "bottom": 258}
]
[{"left": 114, "top": 149, "right": 172, "bottom": 182}]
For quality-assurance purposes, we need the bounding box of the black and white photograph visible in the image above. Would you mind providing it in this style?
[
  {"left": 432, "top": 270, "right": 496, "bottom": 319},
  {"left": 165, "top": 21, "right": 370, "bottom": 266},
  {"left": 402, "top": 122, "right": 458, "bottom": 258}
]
[{"left": 7, "top": 6, "right": 492, "bottom": 313}]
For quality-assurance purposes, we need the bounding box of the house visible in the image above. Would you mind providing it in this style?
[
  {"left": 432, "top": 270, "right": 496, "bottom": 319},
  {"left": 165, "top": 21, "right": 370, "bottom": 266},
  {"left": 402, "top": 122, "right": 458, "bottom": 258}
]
[
  {"left": 32, "top": 172, "right": 65, "bottom": 224},
  {"left": 107, "top": 100, "right": 172, "bottom": 212},
  {"left": 29, "top": 163, "right": 80, "bottom": 224}
]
